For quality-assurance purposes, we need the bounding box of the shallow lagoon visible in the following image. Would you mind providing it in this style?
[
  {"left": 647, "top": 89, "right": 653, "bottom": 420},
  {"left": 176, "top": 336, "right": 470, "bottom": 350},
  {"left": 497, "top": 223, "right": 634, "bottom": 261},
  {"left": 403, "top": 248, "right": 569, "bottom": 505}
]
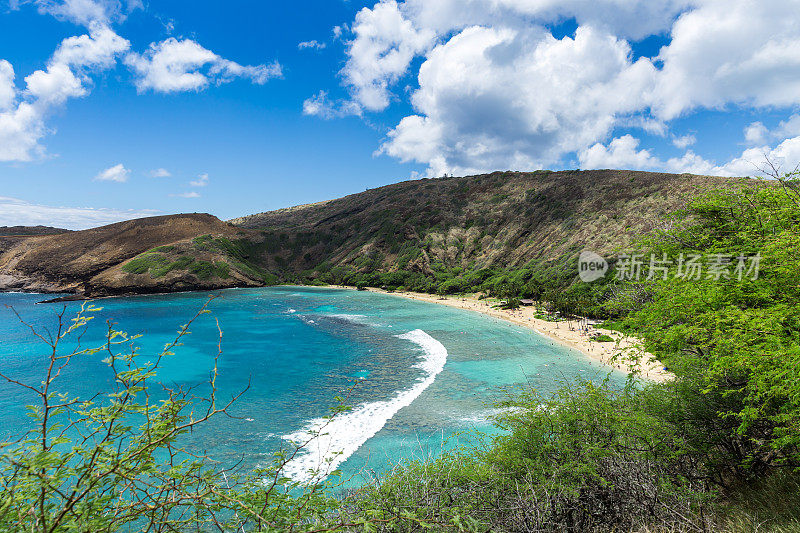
[{"left": 0, "top": 287, "right": 625, "bottom": 484}]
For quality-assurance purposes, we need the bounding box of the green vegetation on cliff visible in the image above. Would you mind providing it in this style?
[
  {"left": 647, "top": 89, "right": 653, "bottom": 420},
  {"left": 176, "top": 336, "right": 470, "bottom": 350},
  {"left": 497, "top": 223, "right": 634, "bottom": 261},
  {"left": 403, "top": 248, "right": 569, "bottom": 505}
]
[
  {"left": 0, "top": 170, "right": 743, "bottom": 297},
  {"left": 120, "top": 234, "right": 279, "bottom": 286},
  {"left": 233, "top": 170, "right": 740, "bottom": 285},
  {"left": 121, "top": 252, "right": 200, "bottom": 277},
  {"left": 226, "top": 170, "right": 743, "bottom": 312},
  {"left": 0, "top": 213, "right": 271, "bottom": 295}
]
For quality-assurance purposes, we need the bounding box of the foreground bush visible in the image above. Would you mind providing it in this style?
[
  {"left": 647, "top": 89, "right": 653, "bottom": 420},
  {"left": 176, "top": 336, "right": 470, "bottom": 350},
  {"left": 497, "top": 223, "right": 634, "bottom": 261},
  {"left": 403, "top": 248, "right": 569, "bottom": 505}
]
[
  {"left": 619, "top": 176, "right": 800, "bottom": 480},
  {"left": 341, "top": 380, "right": 710, "bottom": 532},
  {"left": 0, "top": 300, "right": 346, "bottom": 532}
]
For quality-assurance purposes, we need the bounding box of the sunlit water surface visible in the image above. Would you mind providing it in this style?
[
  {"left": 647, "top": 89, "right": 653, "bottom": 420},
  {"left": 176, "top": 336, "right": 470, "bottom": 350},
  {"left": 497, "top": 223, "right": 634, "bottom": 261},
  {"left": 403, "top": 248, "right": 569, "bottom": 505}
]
[{"left": 0, "top": 287, "right": 625, "bottom": 485}]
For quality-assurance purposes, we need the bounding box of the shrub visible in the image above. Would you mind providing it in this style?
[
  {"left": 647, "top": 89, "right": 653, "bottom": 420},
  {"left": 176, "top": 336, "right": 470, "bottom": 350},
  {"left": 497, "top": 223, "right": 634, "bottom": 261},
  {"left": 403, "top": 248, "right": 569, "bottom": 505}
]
[
  {"left": 499, "top": 298, "right": 520, "bottom": 309},
  {"left": 188, "top": 260, "right": 230, "bottom": 280},
  {"left": 621, "top": 179, "right": 800, "bottom": 477},
  {"left": 342, "top": 381, "right": 711, "bottom": 532},
  {"left": 121, "top": 253, "right": 169, "bottom": 275},
  {"left": 0, "top": 301, "right": 350, "bottom": 531},
  {"left": 150, "top": 255, "right": 196, "bottom": 278}
]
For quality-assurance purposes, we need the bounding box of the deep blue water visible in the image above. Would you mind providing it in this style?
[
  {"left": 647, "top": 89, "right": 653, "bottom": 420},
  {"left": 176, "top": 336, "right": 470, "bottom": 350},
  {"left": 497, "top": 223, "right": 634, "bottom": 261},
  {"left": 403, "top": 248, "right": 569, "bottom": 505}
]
[{"left": 0, "top": 287, "right": 625, "bottom": 485}]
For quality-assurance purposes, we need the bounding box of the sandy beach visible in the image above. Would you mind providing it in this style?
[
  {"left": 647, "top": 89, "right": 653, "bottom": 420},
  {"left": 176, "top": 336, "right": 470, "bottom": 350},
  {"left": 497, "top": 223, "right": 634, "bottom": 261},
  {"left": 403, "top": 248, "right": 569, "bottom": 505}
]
[{"left": 328, "top": 286, "right": 672, "bottom": 383}]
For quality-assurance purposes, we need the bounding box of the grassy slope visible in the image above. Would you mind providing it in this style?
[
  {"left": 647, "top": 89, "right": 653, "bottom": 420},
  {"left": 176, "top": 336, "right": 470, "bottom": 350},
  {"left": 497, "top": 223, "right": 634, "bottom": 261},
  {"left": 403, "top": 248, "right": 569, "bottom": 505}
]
[
  {"left": 233, "top": 170, "right": 742, "bottom": 273},
  {"left": 0, "top": 170, "right": 747, "bottom": 297},
  {"left": 233, "top": 170, "right": 745, "bottom": 295},
  {"left": 0, "top": 214, "right": 270, "bottom": 295}
]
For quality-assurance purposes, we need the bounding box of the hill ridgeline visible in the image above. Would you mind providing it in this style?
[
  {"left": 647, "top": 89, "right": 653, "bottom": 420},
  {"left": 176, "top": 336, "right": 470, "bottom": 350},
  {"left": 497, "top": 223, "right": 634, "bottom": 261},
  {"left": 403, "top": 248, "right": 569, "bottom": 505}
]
[{"left": 0, "top": 170, "right": 745, "bottom": 298}]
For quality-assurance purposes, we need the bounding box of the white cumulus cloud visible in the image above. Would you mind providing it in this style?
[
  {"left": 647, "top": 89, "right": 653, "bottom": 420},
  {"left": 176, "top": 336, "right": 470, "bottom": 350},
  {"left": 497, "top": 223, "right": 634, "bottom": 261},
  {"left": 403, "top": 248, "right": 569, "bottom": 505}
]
[
  {"left": 125, "top": 38, "right": 282, "bottom": 93},
  {"left": 19, "top": 0, "right": 144, "bottom": 26},
  {"left": 51, "top": 23, "right": 130, "bottom": 69},
  {"left": 579, "top": 135, "right": 660, "bottom": 171},
  {"left": 313, "top": 0, "right": 689, "bottom": 121},
  {"left": 580, "top": 133, "right": 800, "bottom": 178},
  {"left": 0, "top": 23, "right": 129, "bottom": 162},
  {"left": 1, "top": 3, "right": 278, "bottom": 160},
  {"left": 653, "top": 0, "right": 800, "bottom": 120},
  {"left": 774, "top": 114, "right": 800, "bottom": 140},
  {"left": 398, "top": 0, "right": 691, "bottom": 41},
  {"left": 298, "top": 40, "right": 326, "bottom": 50},
  {"left": 149, "top": 168, "right": 171, "bottom": 178},
  {"left": 381, "top": 25, "right": 657, "bottom": 175},
  {"left": 0, "top": 61, "right": 16, "bottom": 111},
  {"left": 189, "top": 172, "right": 208, "bottom": 187},
  {"left": 94, "top": 163, "right": 130, "bottom": 182},
  {"left": 744, "top": 122, "right": 768, "bottom": 146},
  {"left": 672, "top": 134, "right": 696, "bottom": 149},
  {"left": 24, "top": 63, "right": 87, "bottom": 106},
  {"left": 328, "top": 0, "right": 435, "bottom": 114},
  {"left": 308, "top": 0, "right": 800, "bottom": 177},
  {"left": 302, "top": 90, "right": 363, "bottom": 119}
]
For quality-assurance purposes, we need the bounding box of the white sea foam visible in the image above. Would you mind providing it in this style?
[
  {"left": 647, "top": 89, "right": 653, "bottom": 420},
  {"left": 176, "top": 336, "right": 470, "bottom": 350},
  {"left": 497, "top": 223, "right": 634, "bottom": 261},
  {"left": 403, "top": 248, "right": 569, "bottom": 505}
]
[
  {"left": 458, "top": 406, "right": 522, "bottom": 425},
  {"left": 458, "top": 408, "right": 502, "bottom": 425},
  {"left": 301, "top": 312, "right": 383, "bottom": 329},
  {"left": 324, "top": 313, "right": 371, "bottom": 325},
  {"left": 281, "top": 329, "right": 448, "bottom": 484},
  {"left": 287, "top": 308, "right": 297, "bottom": 314}
]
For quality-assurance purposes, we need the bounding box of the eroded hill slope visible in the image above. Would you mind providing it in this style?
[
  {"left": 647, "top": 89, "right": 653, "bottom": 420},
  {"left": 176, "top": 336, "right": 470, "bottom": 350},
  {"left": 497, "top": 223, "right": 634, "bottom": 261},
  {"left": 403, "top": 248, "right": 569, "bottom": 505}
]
[
  {"left": 0, "top": 214, "right": 271, "bottom": 296},
  {"left": 0, "top": 170, "right": 748, "bottom": 298},
  {"left": 232, "top": 170, "right": 743, "bottom": 278}
]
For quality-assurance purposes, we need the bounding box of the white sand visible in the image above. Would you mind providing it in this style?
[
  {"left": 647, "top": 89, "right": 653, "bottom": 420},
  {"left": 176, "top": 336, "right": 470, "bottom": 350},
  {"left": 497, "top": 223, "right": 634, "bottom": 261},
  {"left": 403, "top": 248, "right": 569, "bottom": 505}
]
[{"left": 328, "top": 286, "right": 672, "bottom": 382}]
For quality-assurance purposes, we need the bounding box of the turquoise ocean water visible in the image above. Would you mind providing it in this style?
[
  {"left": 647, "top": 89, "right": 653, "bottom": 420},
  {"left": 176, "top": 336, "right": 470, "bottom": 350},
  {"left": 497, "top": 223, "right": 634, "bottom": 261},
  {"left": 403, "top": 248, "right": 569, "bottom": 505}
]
[{"left": 0, "top": 287, "right": 625, "bottom": 485}]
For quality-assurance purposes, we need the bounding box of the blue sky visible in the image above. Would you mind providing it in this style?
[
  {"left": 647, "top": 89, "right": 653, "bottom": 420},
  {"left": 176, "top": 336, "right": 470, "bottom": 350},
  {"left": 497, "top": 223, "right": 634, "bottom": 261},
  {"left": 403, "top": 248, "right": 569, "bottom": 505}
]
[{"left": 1, "top": 0, "right": 799, "bottom": 228}]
